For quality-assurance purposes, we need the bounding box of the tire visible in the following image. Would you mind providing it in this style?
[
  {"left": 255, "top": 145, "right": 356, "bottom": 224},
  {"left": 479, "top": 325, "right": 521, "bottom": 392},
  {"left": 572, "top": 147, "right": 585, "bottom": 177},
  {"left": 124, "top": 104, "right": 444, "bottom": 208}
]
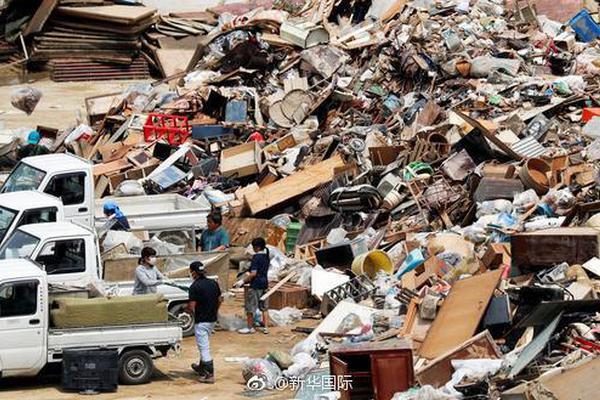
[
  {"left": 118, "top": 350, "right": 154, "bottom": 385},
  {"left": 169, "top": 303, "right": 195, "bottom": 337}
]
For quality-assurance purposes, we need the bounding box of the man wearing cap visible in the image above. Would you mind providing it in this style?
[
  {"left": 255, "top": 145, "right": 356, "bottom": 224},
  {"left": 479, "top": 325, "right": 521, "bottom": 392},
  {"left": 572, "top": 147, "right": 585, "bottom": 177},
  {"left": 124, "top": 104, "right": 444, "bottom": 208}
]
[
  {"left": 187, "top": 261, "right": 222, "bottom": 383},
  {"left": 17, "top": 130, "right": 49, "bottom": 160}
]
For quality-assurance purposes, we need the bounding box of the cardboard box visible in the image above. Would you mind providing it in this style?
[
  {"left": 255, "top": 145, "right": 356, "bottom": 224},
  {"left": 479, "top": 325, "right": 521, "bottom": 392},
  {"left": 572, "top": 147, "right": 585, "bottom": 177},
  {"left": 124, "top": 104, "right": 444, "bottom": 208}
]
[{"left": 220, "top": 141, "right": 265, "bottom": 178}]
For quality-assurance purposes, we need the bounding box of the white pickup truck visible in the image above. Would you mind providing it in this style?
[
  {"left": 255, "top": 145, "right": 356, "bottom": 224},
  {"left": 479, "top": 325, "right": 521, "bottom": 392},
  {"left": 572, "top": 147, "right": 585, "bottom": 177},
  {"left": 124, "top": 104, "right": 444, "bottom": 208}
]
[
  {"left": 0, "top": 222, "right": 197, "bottom": 335},
  {"left": 0, "top": 259, "right": 181, "bottom": 384},
  {"left": 0, "top": 153, "right": 210, "bottom": 243}
]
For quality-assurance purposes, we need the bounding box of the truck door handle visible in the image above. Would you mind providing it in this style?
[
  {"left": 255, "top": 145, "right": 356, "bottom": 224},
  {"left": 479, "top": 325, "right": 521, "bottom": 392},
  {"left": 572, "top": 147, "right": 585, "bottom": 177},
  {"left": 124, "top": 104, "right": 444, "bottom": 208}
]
[
  {"left": 29, "top": 319, "right": 40, "bottom": 325},
  {"left": 78, "top": 207, "right": 88, "bottom": 212}
]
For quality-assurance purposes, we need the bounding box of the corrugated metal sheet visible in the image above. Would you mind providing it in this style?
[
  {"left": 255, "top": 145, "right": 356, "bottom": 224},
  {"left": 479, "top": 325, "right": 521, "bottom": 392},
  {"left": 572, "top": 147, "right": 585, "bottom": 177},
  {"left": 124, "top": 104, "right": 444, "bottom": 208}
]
[{"left": 511, "top": 136, "right": 547, "bottom": 158}]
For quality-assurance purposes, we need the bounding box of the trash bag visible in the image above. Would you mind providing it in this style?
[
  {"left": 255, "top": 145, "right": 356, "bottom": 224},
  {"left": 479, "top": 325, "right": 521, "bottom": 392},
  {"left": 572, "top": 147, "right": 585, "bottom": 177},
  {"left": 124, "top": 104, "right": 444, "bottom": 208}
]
[
  {"left": 268, "top": 307, "right": 303, "bottom": 327},
  {"left": 242, "top": 358, "right": 282, "bottom": 390},
  {"left": 218, "top": 314, "right": 247, "bottom": 331},
  {"left": 291, "top": 336, "right": 317, "bottom": 357},
  {"left": 103, "top": 230, "right": 142, "bottom": 254},
  {"left": 115, "top": 180, "right": 145, "bottom": 197},
  {"left": 11, "top": 87, "right": 42, "bottom": 115},
  {"left": 283, "top": 352, "right": 316, "bottom": 379}
]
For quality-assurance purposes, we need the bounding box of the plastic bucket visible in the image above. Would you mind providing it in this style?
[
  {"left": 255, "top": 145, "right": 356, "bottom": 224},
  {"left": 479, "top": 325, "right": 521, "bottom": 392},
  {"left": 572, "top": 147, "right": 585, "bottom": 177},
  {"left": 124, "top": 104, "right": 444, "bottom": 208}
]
[
  {"left": 519, "top": 158, "right": 551, "bottom": 195},
  {"left": 352, "top": 250, "right": 393, "bottom": 278}
]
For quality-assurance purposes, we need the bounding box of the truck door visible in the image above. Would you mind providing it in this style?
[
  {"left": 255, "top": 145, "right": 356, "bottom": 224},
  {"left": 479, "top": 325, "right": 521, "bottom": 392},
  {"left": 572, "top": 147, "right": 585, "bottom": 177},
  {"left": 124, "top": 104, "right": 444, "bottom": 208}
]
[
  {"left": 0, "top": 279, "right": 45, "bottom": 375},
  {"left": 35, "top": 239, "right": 87, "bottom": 286},
  {"left": 43, "top": 172, "right": 92, "bottom": 227}
]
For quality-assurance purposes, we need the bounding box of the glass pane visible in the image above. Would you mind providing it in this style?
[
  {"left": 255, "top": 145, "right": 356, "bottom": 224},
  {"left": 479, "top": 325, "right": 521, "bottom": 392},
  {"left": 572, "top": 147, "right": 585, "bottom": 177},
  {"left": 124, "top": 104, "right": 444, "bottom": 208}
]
[
  {"left": 0, "top": 230, "right": 40, "bottom": 260},
  {"left": 36, "top": 239, "right": 85, "bottom": 275},
  {"left": 0, "top": 280, "right": 38, "bottom": 318},
  {"left": 1, "top": 162, "right": 46, "bottom": 193},
  {"left": 45, "top": 174, "right": 85, "bottom": 206},
  {"left": 0, "top": 206, "right": 17, "bottom": 244}
]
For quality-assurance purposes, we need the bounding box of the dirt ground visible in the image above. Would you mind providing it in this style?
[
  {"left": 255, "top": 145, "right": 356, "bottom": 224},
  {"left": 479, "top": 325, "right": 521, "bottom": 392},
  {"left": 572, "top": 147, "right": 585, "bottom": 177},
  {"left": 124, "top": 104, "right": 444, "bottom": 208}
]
[
  {"left": 0, "top": 76, "right": 150, "bottom": 131},
  {"left": 0, "top": 297, "right": 312, "bottom": 400}
]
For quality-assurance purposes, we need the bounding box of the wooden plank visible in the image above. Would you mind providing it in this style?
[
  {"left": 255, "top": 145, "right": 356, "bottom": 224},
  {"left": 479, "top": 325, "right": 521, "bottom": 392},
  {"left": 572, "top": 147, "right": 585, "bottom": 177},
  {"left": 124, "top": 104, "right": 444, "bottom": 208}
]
[
  {"left": 418, "top": 269, "right": 503, "bottom": 359},
  {"left": 260, "top": 271, "right": 296, "bottom": 301},
  {"left": 92, "top": 158, "right": 131, "bottom": 177},
  {"left": 155, "top": 48, "right": 196, "bottom": 78},
  {"left": 244, "top": 155, "right": 345, "bottom": 215},
  {"left": 56, "top": 5, "right": 157, "bottom": 25},
  {"left": 23, "top": 0, "right": 60, "bottom": 37},
  {"left": 511, "top": 228, "right": 600, "bottom": 274},
  {"left": 454, "top": 111, "right": 522, "bottom": 160},
  {"left": 416, "top": 330, "right": 501, "bottom": 388}
]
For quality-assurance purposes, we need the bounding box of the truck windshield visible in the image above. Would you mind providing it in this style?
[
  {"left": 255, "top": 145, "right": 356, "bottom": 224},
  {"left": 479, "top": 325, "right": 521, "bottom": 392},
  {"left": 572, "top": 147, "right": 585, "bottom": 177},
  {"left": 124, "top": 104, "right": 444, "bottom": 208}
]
[
  {"left": 1, "top": 162, "right": 46, "bottom": 193},
  {"left": 0, "top": 206, "right": 17, "bottom": 244},
  {"left": 0, "top": 230, "right": 39, "bottom": 260}
]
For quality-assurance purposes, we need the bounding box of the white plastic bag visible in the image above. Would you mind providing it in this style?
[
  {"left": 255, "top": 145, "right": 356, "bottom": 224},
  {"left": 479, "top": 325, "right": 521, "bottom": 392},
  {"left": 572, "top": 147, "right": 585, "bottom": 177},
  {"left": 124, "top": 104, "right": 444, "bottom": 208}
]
[
  {"left": 283, "top": 352, "right": 317, "bottom": 379},
  {"left": 242, "top": 358, "right": 282, "bottom": 389},
  {"left": 115, "top": 180, "right": 145, "bottom": 197},
  {"left": 268, "top": 307, "right": 303, "bottom": 327}
]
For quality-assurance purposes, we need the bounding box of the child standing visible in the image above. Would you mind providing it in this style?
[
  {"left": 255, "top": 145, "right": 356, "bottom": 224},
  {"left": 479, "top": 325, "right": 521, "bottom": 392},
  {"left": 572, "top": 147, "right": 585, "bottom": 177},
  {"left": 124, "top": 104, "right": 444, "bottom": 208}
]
[{"left": 235, "top": 238, "right": 270, "bottom": 334}]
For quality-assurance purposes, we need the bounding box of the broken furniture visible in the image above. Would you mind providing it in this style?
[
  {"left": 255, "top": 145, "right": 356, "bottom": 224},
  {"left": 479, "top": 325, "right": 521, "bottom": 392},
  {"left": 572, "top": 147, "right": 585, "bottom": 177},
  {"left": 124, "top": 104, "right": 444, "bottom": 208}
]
[{"left": 329, "top": 340, "right": 414, "bottom": 400}]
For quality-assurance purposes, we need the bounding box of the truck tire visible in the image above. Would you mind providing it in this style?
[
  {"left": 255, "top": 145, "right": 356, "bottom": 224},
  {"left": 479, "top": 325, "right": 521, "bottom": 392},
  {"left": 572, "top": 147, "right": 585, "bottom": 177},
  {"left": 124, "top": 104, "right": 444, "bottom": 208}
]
[
  {"left": 169, "top": 303, "right": 195, "bottom": 337},
  {"left": 118, "top": 350, "right": 154, "bottom": 385}
]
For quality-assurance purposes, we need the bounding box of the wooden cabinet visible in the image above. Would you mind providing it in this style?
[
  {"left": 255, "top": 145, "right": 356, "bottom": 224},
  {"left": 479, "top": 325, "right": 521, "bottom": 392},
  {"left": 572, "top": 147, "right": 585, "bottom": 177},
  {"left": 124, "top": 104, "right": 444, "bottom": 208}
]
[{"left": 329, "top": 340, "right": 414, "bottom": 400}]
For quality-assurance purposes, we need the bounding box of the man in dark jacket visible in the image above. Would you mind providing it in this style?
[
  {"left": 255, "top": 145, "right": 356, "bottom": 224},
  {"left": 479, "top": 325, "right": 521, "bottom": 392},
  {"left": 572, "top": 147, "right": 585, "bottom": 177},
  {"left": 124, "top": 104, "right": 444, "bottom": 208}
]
[
  {"left": 188, "top": 261, "right": 222, "bottom": 383},
  {"left": 17, "top": 131, "right": 49, "bottom": 160},
  {"left": 235, "top": 237, "right": 269, "bottom": 335}
]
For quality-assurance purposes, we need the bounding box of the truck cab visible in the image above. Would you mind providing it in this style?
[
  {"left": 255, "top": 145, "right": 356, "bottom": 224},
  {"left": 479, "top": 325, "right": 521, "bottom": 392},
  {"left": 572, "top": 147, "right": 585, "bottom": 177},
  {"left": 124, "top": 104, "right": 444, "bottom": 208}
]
[
  {"left": 0, "top": 191, "right": 64, "bottom": 247},
  {"left": 0, "top": 259, "right": 48, "bottom": 377},
  {"left": 0, "top": 153, "right": 94, "bottom": 227}
]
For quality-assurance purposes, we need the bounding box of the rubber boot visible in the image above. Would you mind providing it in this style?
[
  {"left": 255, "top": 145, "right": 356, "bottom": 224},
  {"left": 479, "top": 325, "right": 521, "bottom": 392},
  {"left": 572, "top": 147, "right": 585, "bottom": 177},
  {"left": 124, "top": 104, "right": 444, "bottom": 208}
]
[
  {"left": 191, "top": 361, "right": 205, "bottom": 376},
  {"left": 198, "top": 361, "right": 215, "bottom": 384}
]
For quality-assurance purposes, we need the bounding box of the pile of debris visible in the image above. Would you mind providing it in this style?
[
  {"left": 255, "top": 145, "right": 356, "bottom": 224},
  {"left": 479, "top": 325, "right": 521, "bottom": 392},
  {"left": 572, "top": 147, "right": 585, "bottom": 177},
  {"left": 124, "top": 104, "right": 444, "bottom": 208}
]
[{"left": 6, "top": 0, "right": 600, "bottom": 398}]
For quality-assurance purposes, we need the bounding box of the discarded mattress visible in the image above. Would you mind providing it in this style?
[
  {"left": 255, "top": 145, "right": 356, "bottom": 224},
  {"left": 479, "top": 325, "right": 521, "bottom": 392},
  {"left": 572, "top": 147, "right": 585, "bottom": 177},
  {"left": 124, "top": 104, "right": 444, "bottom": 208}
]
[{"left": 51, "top": 294, "right": 168, "bottom": 328}]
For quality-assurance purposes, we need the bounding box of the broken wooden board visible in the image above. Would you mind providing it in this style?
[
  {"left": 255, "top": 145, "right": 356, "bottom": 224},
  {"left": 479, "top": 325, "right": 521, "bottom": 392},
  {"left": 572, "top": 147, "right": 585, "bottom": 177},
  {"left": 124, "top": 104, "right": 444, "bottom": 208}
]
[
  {"left": 155, "top": 48, "right": 196, "bottom": 78},
  {"left": 92, "top": 158, "right": 131, "bottom": 177},
  {"left": 244, "top": 154, "right": 345, "bottom": 215},
  {"left": 416, "top": 330, "right": 501, "bottom": 388},
  {"left": 23, "top": 0, "right": 60, "bottom": 37},
  {"left": 56, "top": 5, "right": 157, "bottom": 25},
  {"left": 454, "top": 111, "right": 522, "bottom": 160},
  {"left": 511, "top": 228, "right": 600, "bottom": 275},
  {"left": 418, "top": 269, "right": 503, "bottom": 359},
  {"left": 502, "top": 356, "right": 600, "bottom": 400},
  {"left": 223, "top": 217, "right": 270, "bottom": 246}
]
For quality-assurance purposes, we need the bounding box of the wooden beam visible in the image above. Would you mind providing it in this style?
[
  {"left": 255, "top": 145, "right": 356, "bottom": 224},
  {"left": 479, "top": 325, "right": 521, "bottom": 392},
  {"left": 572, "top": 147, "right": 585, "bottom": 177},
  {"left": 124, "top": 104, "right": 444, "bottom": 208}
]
[{"left": 244, "top": 155, "right": 345, "bottom": 215}]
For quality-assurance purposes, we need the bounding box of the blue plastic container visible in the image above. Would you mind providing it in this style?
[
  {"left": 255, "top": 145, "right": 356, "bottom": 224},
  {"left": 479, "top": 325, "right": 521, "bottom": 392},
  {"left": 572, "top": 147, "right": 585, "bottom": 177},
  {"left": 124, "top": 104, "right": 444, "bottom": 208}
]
[{"left": 569, "top": 9, "right": 600, "bottom": 43}]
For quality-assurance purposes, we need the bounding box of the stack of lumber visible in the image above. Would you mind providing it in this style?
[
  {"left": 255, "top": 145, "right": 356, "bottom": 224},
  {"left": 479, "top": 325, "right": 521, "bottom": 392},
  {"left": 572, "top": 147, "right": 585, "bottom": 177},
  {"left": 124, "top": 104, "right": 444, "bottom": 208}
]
[
  {"left": 31, "top": 5, "right": 157, "bottom": 65},
  {"left": 49, "top": 57, "right": 150, "bottom": 82},
  {"left": 51, "top": 294, "right": 168, "bottom": 328}
]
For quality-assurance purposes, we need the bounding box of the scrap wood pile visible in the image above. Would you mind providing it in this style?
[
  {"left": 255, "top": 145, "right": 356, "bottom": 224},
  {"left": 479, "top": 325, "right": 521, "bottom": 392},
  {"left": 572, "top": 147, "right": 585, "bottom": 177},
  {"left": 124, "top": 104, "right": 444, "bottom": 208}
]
[{"left": 7, "top": 0, "right": 600, "bottom": 398}]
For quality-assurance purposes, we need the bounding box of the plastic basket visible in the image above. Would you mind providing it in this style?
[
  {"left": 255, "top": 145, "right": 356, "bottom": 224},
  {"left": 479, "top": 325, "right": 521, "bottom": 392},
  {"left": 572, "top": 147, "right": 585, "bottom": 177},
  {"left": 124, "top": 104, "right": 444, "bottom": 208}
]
[
  {"left": 143, "top": 113, "right": 191, "bottom": 146},
  {"left": 568, "top": 9, "right": 600, "bottom": 42}
]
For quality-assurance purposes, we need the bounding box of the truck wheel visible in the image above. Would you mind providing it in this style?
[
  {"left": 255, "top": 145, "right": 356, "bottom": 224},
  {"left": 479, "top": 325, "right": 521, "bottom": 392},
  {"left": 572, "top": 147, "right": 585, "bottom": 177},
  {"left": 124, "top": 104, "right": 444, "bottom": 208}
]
[
  {"left": 119, "top": 350, "right": 154, "bottom": 385},
  {"left": 169, "top": 303, "right": 195, "bottom": 337}
]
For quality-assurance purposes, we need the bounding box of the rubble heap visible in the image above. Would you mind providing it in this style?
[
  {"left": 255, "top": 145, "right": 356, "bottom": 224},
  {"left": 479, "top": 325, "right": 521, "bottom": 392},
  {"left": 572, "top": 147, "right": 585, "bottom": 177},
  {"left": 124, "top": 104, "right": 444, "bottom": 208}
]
[{"left": 4, "top": 0, "right": 600, "bottom": 398}]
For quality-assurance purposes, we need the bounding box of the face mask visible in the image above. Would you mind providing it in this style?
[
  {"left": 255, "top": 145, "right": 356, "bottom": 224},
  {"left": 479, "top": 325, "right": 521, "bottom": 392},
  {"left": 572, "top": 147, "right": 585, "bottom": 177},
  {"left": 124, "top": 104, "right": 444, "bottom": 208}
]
[{"left": 148, "top": 257, "right": 157, "bottom": 265}]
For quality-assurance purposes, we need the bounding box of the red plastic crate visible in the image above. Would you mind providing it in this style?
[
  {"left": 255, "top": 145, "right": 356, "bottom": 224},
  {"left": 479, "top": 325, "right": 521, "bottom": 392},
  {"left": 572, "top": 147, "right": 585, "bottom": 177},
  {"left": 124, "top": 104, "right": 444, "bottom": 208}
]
[
  {"left": 582, "top": 108, "right": 600, "bottom": 123},
  {"left": 143, "top": 113, "right": 191, "bottom": 146}
]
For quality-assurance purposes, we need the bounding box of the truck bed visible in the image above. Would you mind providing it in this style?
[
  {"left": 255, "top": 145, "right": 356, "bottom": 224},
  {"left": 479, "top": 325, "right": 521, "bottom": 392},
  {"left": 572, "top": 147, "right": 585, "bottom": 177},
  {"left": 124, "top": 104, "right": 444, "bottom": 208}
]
[
  {"left": 95, "top": 193, "right": 210, "bottom": 231},
  {"left": 48, "top": 322, "right": 181, "bottom": 353}
]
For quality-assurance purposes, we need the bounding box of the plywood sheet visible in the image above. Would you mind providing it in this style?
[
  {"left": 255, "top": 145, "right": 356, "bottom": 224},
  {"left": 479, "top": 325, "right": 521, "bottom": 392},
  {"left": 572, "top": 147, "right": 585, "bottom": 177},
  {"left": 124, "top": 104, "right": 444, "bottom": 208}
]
[
  {"left": 57, "top": 5, "right": 157, "bottom": 24},
  {"left": 244, "top": 155, "right": 345, "bottom": 215},
  {"left": 155, "top": 48, "right": 196, "bottom": 78},
  {"left": 419, "top": 269, "right": 503, "bottom": 359}
]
